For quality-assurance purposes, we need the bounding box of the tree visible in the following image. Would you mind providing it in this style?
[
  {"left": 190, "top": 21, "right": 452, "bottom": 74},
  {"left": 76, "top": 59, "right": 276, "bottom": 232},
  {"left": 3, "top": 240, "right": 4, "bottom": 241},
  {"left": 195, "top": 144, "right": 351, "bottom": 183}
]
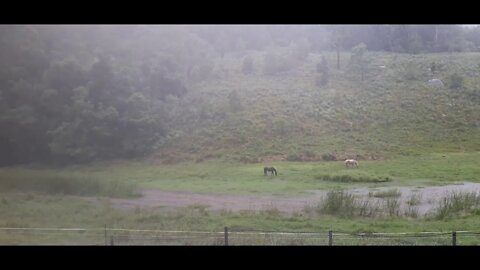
[
  {"left": 327, "top": 26, "right": 347, "bottom": 69},
  {"left": 349, "top": 43, "right": 369, "bottom": 82},
  {"left": 316, "top": 55, "right": 329, "bottom": 86},
  {"left": 430, "top": 61, "right": 436, "bottom": 75}
]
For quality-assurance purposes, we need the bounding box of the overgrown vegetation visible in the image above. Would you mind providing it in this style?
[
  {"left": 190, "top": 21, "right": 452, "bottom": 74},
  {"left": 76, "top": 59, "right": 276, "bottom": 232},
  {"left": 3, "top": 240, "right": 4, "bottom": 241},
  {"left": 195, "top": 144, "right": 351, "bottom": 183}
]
[
  {"left": 3, "top": 25, "right": 480, "bottom": 166},
  {"left": 307, "top": 190, "right": 480, "bottom": 221},
  {"left": 315, "top": 174, "right": 391, "bottom": 183},
  {"left": 369, "top": 189, "right": 402, "bottom": 198},
  {"left": 0, "top": 169, "right": 139, "bottom": 198},
  {"left": 433, "top": 192, "right": 480, "bottom": 219},
  {"left": 306, "top": 191, "right": 403, "bottom": 218}
]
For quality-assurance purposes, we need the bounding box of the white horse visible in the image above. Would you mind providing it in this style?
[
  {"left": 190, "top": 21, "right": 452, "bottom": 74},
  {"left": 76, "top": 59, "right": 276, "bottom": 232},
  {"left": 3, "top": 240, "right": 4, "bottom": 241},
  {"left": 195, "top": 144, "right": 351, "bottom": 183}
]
[{"left": 344, "top": 159, "right": 358, "bottom": 168}]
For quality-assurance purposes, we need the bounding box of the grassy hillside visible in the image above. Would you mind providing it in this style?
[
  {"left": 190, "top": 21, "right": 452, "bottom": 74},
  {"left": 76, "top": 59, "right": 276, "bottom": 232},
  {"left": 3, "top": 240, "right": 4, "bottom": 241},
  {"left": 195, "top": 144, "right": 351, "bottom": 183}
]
[{"left": 155, "top": 51, "right": 480, "bottom": 163}]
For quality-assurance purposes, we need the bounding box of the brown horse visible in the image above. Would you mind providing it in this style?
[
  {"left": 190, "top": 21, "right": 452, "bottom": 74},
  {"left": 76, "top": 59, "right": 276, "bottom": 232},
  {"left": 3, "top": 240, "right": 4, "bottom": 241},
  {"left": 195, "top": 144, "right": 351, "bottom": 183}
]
[{"left": 264, "top": 167, "right": 277, "bottom": 176}]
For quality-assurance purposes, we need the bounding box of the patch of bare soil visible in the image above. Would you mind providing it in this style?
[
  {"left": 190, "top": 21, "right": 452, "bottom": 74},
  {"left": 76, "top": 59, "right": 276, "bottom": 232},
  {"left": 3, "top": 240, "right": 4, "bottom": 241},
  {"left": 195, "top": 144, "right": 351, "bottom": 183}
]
[{"left": 87, "top": 190, "right": 313, "bottom": 213}]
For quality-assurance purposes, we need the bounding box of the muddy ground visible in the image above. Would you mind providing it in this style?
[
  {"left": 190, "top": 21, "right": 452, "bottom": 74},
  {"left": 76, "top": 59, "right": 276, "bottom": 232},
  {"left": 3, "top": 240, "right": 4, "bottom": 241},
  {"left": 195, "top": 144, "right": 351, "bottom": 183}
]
[{"left": 86, "top": 182, "right": 480, "bottom": 216}]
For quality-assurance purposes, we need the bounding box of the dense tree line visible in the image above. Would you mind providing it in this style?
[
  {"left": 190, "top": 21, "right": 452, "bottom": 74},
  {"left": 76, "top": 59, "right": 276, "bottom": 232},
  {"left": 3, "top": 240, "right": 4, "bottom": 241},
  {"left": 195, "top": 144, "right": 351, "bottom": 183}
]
[
  {"left": 0, "top": 25, "right": 197, "bottom": 165},
  {"left": 192, "top": 25, "right": 480, "bottom": 55},
  {"left": 1, "top": 25, "right": 480, "bottom": 165}
]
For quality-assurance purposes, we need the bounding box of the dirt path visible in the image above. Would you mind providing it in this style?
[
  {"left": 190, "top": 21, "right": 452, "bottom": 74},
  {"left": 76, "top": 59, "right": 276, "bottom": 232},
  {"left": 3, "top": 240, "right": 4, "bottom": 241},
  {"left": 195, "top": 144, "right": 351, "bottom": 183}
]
[
  {"left": 96, "top": 190, "right": 314, "bottom": 213},
  {"left": 87, "top": 182, "right": 480, "bottom": 215}
]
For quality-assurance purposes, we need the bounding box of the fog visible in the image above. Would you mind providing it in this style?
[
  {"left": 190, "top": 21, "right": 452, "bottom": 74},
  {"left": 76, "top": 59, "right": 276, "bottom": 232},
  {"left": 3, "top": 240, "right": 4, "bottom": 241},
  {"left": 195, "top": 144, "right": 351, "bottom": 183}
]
[{"left": 1, "top": 25, "right": 480, "bottom": 165}]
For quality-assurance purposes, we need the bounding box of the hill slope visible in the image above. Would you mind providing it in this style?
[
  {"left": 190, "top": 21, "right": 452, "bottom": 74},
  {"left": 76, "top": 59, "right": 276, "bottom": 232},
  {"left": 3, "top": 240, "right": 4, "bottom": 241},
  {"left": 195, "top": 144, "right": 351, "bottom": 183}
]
[{"left": 153, "top": 51, "right": 480, "bottom": 163}]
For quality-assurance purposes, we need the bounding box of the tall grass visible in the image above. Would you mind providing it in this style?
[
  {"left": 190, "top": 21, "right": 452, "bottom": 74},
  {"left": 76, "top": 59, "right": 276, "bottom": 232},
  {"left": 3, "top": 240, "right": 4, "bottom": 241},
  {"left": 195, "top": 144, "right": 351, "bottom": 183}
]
[
  {"left": 385, "top": 198, "right": 401, "bottom": 217},
  {"left": 0, "top": 170, "right": 139, "bottom": 198},
  {"left": 309, "top": 191, "right": 406, "bottom": 218},
  {"left": 369, "top": 189, "right": 401, "bottom": 198},
  {"left": 318, "top": 191, "right": 357, "bottom": 217},
  {"left": 315, "top": 174, "right": 391, "bottom": 183},
  {"left": 406, "top": 193, "right": 422, "bottom": 206},
  {"left": 433, "top": 192, "right": 480, "bottom": 219},
  {"left": 168, "top": 52, "right": 480, "bottom": 163}
]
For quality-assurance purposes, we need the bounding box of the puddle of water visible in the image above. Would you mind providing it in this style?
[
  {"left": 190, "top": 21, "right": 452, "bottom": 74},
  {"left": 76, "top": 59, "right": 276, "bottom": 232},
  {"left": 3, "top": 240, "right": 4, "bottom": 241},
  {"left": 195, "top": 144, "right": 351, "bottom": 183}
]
[
  {"left": 87, "top": 182, "right": 480, "bottom": 215},
  {"left": 311, "top": 182, "right": 480, "bottom": 216}
]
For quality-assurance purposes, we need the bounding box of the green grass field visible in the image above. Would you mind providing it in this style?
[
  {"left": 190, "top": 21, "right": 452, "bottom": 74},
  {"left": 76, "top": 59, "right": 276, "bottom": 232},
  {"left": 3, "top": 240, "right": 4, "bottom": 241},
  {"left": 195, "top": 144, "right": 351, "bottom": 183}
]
[
  {"left": 23, "top": 151, "right": 475, "bottom": 197},
  {"left": 1, "top": 152, "right": 480, "bottom": 244},
  {"left": 2, "top": 189, "right": 480, "bottom": 245}
]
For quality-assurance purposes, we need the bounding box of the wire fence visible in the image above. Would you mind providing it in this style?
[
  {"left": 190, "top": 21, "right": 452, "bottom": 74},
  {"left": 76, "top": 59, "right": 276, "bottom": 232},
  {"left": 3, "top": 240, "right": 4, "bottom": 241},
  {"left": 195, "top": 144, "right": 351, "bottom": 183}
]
[{"left": 1, "top": 227, "right": 480, "bottom": 245}]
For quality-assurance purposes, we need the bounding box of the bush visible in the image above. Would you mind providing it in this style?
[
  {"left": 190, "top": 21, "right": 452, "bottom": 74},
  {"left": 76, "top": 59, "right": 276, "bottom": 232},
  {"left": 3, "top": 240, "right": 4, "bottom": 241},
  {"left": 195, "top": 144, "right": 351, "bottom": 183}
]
[
  {"left": 304, "top": 150, "right": 316, "bottom": 158},
  {"left": 385, "top": 198, "right": 401, "bottom": 216},
  {"left": 403, "top": 62, "right": 420, "bottom": 80},
  {"left": 447, "top": 73, "right": 465, "bottom": 89},
  {"left": 321, "top": 153, "right": 336, "bottom": 161},
  {"left": 433, "top": 192, "right": 480, "bottom": 219},
  {"left": 237, "top": 155, "right": 259, "bottom": 163},
  {"left": 286, "top": 153, "right": 302, "bottom": 161},
  {"left": 319, "top": 191, "right": 356, "bottom": 217},
  {"left": 0, "top": 170, "right": 139, "bottom": 198},
  {"left": 369, "top": 189, "right": 401, "bottom": 198},
  {"left": 316, "top": 55, "right": 329, "bottom": 86},
  {"left": 315, "top": 174, "right": 391, "bottom": 183}
]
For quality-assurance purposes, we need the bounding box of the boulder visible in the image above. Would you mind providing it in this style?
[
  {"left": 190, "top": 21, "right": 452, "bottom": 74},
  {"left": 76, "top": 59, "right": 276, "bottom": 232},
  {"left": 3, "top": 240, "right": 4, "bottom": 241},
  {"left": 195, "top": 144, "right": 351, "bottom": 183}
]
[{"left": 427, "top": 78, "right": 444, "bottom": 87}]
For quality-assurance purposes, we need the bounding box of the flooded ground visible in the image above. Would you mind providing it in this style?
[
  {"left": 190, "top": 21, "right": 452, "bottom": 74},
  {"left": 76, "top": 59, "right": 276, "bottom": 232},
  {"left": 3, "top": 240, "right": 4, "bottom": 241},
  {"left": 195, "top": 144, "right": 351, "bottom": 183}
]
[
  {"left": 343, "top": 182, "right": 480, "bottom": 216},
  {"left": 87, "top": 182, "right": 480, "bottom": 216}
]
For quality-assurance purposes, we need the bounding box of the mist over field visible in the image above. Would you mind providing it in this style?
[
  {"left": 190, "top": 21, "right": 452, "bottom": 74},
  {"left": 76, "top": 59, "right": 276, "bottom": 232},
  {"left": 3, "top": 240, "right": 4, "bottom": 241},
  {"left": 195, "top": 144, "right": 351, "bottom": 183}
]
[{"left": 2, "top": 25, "right": 480, "bottom": 245}]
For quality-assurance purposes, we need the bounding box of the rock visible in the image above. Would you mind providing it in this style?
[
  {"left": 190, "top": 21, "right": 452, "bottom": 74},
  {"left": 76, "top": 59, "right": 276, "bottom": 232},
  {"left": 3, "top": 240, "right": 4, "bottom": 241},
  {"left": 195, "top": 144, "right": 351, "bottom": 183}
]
[{"left": 427, "top": 78, "right": 444, "bottom": 87}]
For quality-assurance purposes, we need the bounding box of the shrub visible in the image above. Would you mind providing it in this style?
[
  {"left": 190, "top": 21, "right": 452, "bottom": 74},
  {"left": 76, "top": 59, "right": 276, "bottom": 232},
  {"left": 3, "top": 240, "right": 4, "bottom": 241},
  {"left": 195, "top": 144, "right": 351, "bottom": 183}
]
[
  {"left": 304, "top": 150, "right": 316, "bottom": 158},
  {"left": 321, "top": 153, "right": 336, "bottom": 161},
  {"left": 369, "top": 189, "right": 402, "bottom": 198},
  {"left": 315, "top": 174, "right": 391, "bottom": 183},
  {"left": 447, "top": 73, "right": 465, "bottom": 89},
  {"left": 319, "top": 191, "right": 356, "bottom": 217},
  {"left": 433, "top": 192, "right": 480, "bottom": 219},
  {"left": 0, "top": 170, "right": 139, "bottom": 198},
  {"left": 403, "top": 62, "right": 420, "bottom": 80},
  {"left": 286, "top": 153, "right": 302, "bottom": 161}
]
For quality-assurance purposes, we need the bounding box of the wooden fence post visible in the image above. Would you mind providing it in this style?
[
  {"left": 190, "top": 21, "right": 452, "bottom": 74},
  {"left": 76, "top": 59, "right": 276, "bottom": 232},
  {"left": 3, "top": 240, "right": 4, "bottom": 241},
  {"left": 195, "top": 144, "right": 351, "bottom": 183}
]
[
  {"left": 328, "top": 230, "right": 333, "bottom": 246},
  {"left": 104, "top": 224, "right": 107, "bottom": 246},
  {"left": 110, "top": 236, "right": 114, "bottom": 246},
  {"left": 452, "top": 231, "right": 457, "bottom": 246},
  {"left": 224, "top": 227, "right": 229, "bottom": 246}
]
